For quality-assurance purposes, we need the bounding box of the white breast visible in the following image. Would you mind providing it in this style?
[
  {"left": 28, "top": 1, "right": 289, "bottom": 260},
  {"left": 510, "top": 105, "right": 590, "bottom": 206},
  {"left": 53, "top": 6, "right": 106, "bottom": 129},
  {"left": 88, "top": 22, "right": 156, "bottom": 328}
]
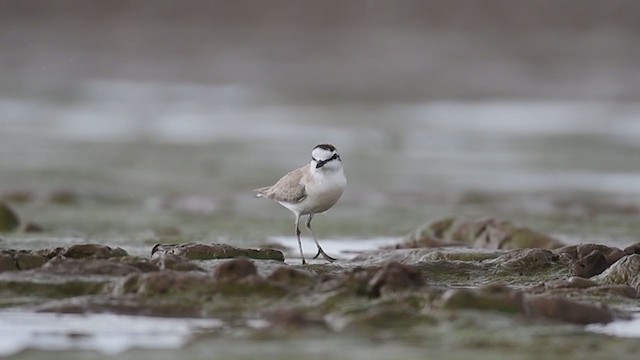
[{"left": 283, "top": 168, "right": 346, "bottom": 215}]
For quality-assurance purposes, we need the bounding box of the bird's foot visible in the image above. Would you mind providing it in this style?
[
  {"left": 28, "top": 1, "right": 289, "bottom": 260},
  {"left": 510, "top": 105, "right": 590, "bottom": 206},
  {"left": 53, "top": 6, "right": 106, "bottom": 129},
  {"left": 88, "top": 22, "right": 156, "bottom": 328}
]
[{"left": 313, "top": 247, "right": 337, "bottom": 262}]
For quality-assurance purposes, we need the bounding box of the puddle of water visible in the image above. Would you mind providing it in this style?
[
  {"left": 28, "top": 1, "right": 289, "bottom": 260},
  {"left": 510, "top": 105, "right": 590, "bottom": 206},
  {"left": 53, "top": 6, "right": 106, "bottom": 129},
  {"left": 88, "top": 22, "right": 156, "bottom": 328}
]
[
  {"left": 267, "top": 236, "right": 400, "bottom": 261},
  {"left": 587, "top": 314, "right": 640, "bottom": 338},
  {"left": 0, "top": 311, "right": 223, "bottom": 356}
]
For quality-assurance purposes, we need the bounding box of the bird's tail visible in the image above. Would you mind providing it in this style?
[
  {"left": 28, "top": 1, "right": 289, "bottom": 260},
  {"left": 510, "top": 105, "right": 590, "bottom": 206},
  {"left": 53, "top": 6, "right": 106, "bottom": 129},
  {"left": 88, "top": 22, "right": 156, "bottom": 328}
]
[{"left": 253, "top": 187, "right": 270, "bottom": 198}]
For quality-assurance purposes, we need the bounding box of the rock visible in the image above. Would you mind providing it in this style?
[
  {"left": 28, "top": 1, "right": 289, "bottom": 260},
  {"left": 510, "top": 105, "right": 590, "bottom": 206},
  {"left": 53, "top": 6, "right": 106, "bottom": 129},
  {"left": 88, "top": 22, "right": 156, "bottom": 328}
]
[
  {"left": 406, "top": 217, "right": 563, "bottom": 250},
  {"left": 545, "top": 277, "right": 598, "bottom": 290},
  {"left": 150, "top": 254, "right": 205, "bottom": 272},
  {"left": 525, "top": 295, "right": 613, "bottom": 324},
  {"left": 24, "top": 222, "right": 44, "bottom": 233},
  {"left": 114, "top": 257, "right": 160, "bottom": 272},
  {"left": 14, "top": 253, "right": 48, "bottom": 270},
  {"left": 266, "top": 308, "right": 319, "bottom": 329},
  {"left": 367, "top": 262, "right": 423, "bottom": 298},
  {"left": 0, "top": 253, "right": 16, "bottom": 272},
  {"left": 212, "top": 258, "right": 257, "bottom": 281},
  {"left": 623, "top": 242, "right": 640, "bottom": 255},
  {"left": 0, "top": 279, "right": 106, "bottom": 298},
  {"left": 388, "top": 235, "right": 465, "bottom": 249},
  {"left": 62, "top": 244, "right": 128, "bottom": 259},
  {"left": 0, "top": 190, "right": 34, "bottom": 203},
  {"left": 267, "top": 266, "right": 315, "bottom": 287},
  {"left": 571, "top": 250, "right": 608, "bottom": 278},
  {"left": 556, "top": 244, "right": 622, "bottom": 261},
  {"left": 41, "top": 258, "right": 142, "bottom": 276},
  {"left": 495, "top": 249, "right": 566, "bottom": 274},
  {"left": 0, "top": 201, "right": 20, "bottom": 232},
  {"left": 441, "top": 285, "right": 524, "bottom": 313},
  {"left": 48, "top": 189, "right": 78, "bottom": 204},
  {"left": 593, "top": 254, "right": 640, "bottom": 290},
  {"left": 119, "top": 271, "right": 215, "bottom": 296},
  {"left": 32, "top": 247, "right": 65, "bottom": 258},
  {"left": 556, "top": 244, "right": 626, "bottom": 278},
  {"left": 152, "top": 243, "right": 284, "bottom": 262}
]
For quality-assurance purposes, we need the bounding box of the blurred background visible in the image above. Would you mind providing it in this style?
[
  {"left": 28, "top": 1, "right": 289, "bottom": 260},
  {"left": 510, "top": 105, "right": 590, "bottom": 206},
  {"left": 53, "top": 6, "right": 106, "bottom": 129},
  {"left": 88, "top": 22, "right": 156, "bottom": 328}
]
[{"left": 1, "top": 0, "right": 640, "bottom": 247}]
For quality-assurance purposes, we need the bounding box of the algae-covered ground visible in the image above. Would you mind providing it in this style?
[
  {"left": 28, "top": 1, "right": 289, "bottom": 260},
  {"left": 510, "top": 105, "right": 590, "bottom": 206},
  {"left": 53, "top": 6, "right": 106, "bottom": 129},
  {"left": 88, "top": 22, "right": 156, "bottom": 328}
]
[{"left": 2, "top": 116, "right": 640, "bottom": 359}]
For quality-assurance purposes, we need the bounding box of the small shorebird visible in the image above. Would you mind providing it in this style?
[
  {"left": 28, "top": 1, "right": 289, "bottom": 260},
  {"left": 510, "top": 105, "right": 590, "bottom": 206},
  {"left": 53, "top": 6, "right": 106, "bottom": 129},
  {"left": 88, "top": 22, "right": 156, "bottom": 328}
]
[{"left": 253, "top": 144, "right": 347, "bottom": 264}]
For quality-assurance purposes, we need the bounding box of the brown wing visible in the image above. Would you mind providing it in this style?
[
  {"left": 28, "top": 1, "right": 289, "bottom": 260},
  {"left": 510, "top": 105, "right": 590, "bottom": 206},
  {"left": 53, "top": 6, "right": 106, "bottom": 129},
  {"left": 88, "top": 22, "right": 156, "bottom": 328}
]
[{"left": 260, "top": 166, "right": 307, "bottom": 203}]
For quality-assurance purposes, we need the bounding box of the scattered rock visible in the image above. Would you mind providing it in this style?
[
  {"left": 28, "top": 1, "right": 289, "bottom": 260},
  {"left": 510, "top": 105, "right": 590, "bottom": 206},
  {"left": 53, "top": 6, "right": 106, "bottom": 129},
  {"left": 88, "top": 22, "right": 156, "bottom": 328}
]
[
  {"left": 152, "top": 243, "right": 284, "bottom": 262},
  {"left": 404, "top": 217, "right": 564, "bottom": 250},
  {"left": 545, "top": 277, "right": 598, "bottom": 290},
  {"left": 0, "top": 201, "right": 20, "bottom": 232},
  {"left": 0, "top": 253, "right": 16, "bottom": 271},
  {"left": 48, "top": 189, "right": 78, "bottom": 204},
  {"left": 557, "top": 244, "right": 627, "bottom": 278},
  {"left": 525, "top": 295, "right": 613, "bottom": 324},
  {"left": 14, "top": 253, "right": 48, "bottom": 270},
  {"left": 367, "top": 262, "right": 423, "bottom": 298},
  {"left": 267, "top": 266, "right": 315, "bottom": 287},
  {"left": 593, "top": 254, "right": 640, "bottom": 290},
  {"left": 623, "top": 242, "right": 640, "bottom": 255},
  {"left": 41, "top": 258, "right": 142, "bottom": 276},
  {"left": 24, "top": 222, "right": 44, "bottom": 233},
  {"left": 0, "top": 190, "right": 34, "bottom": 203},
  {"left": 212, "top": 258, "right": 257, "bottom": 281},
  {"left": 61, "top": 244, "right": 128, "bottom": 259},
  {"left": 494, "top": 248, "right": 567, "bottom": 275},
  {"left": 121, "top": 271, "right": 216, "bottom": 296},
  {"left": 572, "top": 250, "right": 608, "bottom": 278},
  {"left": 441, "top": 285, "right": 524, "bottom": 313},
  {"left": 266, "top": 308, "right": 320, "bottom": 329},
  {"left": 150, "top": 254, "right": 205, "bottom": 272}
]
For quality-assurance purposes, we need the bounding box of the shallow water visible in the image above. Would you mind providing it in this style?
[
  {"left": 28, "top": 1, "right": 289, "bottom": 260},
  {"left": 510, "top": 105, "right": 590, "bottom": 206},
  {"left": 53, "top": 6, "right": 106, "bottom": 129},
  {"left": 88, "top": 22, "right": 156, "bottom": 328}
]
[{"left": 2, "top": 93, "right": 640, "bottom": 358}]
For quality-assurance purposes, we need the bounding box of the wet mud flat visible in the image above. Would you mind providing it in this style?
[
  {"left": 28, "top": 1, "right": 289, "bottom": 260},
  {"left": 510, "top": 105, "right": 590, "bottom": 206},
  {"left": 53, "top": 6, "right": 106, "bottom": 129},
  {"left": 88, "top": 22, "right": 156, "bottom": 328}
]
[{"left": 2, "top": 203, "right": 640, "bottom": 359}]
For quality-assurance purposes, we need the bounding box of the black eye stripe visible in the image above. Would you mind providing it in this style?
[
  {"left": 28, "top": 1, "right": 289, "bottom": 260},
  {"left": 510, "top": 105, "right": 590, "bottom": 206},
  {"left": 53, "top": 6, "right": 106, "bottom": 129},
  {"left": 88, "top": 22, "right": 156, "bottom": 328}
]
[{"left": 313, "top": 153, "right": 340, "bottom": 168}]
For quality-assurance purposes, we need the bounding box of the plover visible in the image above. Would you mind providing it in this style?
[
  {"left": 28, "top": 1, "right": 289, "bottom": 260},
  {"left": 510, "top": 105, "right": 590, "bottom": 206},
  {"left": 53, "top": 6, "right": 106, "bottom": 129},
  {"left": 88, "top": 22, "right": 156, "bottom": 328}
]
[{"left": 254, "top": 144, "right": 347, "bottom": 264}]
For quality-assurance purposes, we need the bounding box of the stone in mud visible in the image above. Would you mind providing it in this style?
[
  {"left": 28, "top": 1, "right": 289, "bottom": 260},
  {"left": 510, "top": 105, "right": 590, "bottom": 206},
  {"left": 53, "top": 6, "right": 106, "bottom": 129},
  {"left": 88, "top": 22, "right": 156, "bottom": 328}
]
[
  {"left": 495, "top": 248, "right": 566, "bottom": 275},
  {"left": 525, "top": 295, "right": 613, "bottom": 324},
  {"left": 441, "top": 285, "right": 524, "bottom": 314},
  {"left": 152, "top": 243, "right": 284, "bottom": 262},
  {"left": 557, "top": 244, "right": 627, "bottom": 278},
  {"left": 23, "top": 222, "right": 44, "bottom": 233},
  {"left": 0, "top": 253, "right": 16, "bottom": 271},
  {"left": 407, "top": 217, "right": 563, "bottom": 250},
  {"left": 367, "top": 262, "right": 423, "bottom": 298},
  {"left": 623, "top": 242, "right": 640, "bottom": 255},
  {"left": 556, "top": 244, "right": 623, "bottom": 261},
  {"left": 0, "top": 190, "right": 34, "bottom": 203},
  {"left": 14, "top": 253, "right": 48, "bottom": 270},
  {"left": 593, "top": 254, "right": 640, "bottom": 290},
  {"left": 266, "top": 308, "right": 320, "bottom": 329},
  {"left": 267, "top": 266, "right": 315, "bottom": 287},
  {"left": 150, "top": 254, "right": 205, "bottom": 272},
  {"left": 62, "top": 244, "right": 128, "bottom": 259},
  {"left": 122, "top": 271, "right": 216, "bottom": 296},
  {"left": 389, "top": 235, "right": 464, "bottom": 249},
  {"left": 114, "top": 257, "right": 160, "bottom": 273},
  {"left": 545, "top": 276, "right": 599, "bottom": 290},
  {"left": 0, "top": 201, "right": 20, "bottom": 232},
  {"left": 212, "top": 258, "right": 257, "bottom": 281},
  {"left": 571, "top": 250, "right": 609, "bottom": 278},
  {"left": 41, "top": 257, "right": 142, "bottom": 276},
  {"left": 47, "top": 189, "right": 78, "bottom": 204}
]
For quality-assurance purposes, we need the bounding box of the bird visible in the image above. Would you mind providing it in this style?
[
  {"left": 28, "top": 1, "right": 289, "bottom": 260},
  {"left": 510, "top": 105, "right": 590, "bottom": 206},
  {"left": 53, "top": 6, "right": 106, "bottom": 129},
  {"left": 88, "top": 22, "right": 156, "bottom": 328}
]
[{"left": 253, "top": 144, "right": 347, "bottom": 264}]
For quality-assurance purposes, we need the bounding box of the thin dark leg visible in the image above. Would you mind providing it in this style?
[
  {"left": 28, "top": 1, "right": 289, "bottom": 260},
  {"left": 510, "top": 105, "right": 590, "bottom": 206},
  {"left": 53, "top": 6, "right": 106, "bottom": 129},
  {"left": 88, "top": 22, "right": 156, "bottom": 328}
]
[
  {"left": 306, "top": 214, "right": 337, "bottom": 262},
  {"left": 295, "top": 213, "right": 306, "bottom": 264}
]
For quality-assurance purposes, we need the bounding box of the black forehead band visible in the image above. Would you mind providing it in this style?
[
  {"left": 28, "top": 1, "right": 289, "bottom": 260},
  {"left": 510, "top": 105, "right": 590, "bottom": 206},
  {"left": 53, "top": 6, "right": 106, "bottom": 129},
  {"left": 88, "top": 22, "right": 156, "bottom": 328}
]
[
  {"left": 314, "top": 144, "right": 336, "bottom": 152},
  {"left": 313, "top": 153, "right": 340, "bottom": 168}
]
